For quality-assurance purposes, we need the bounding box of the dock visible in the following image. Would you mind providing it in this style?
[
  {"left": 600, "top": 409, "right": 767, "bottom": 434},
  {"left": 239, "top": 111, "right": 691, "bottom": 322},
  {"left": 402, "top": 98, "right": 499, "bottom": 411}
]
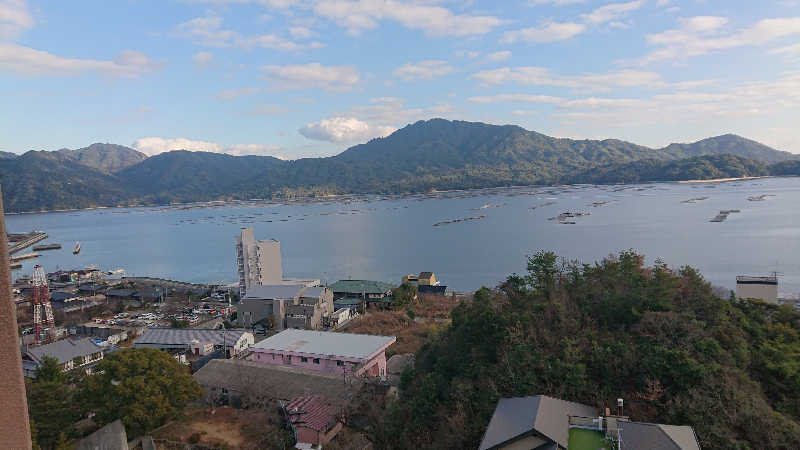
[
  {"left": 33, "top": 243, "right": 61, "bottom": 251},
  {"left": 8, "top": 231, "right": 48, "bottom": 254},
  {"left": 10, "top": 252, "right": 39, "bottom": 262}
]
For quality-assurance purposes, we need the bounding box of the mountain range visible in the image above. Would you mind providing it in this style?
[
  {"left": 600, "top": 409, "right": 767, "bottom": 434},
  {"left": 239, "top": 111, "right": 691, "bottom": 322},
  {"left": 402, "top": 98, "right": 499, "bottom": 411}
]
[{"left": 1, "top": 119, "right": 798, "bottom": 213}]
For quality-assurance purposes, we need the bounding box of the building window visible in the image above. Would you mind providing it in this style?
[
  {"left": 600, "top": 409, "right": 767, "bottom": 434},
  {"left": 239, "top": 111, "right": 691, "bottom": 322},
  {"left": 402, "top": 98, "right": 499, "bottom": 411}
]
[
  {"left": 336, "top": 360, "right": 344, "bottom": 366},
  {"left": 313, "top": 358, "right": 320, "bottom": 364},
  {"left": 301, "top": 357, "right": 308, "bottom": 363}
]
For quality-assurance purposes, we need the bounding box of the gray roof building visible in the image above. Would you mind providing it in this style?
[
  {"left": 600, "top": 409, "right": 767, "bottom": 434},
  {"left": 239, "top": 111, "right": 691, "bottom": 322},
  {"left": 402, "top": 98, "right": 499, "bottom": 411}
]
[
  {"left": 479, "top": 395, "right": 597, "bottom": 450},
  {"left": 77, "top": 419, "right": 128, "bottom": 450},
  {"left": 194, "top": 358, "right": 363, "bottom": 404},
  {"left": 133, "top": 328, "right": 254, "bottom": 355},
  {"left": 24, "top": 338, "right": 103, "bottom": 366},
  {"left": 253, "top": 328, "right": 395, "bottom": 360},
  {"left": 618, "top": 421, "right": 701, "bottom": 450},
  {"left": 244, "top": 284, "right": 307, "bottom": 300}
]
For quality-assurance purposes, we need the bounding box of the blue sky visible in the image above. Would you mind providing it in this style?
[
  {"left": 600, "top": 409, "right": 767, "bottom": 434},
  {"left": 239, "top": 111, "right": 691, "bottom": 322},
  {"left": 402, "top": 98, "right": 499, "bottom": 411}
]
[{"left": 1, "top": 0, "right": 799, "bottom": 159}]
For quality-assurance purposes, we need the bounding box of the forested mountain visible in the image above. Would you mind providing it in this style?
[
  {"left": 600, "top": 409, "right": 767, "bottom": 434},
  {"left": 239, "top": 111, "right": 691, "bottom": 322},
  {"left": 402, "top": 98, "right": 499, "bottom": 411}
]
[
  {"left": 117, "top": 151, "right": 285, "bottom": 204},
  {"left": 769, "top": 159, "right": 800, "bottom": 176},
  {"left": 661, "top": 134, "right": 796, "bottom": 164},
  {"left": 567, "top": 154, "right": 771, "bottom": 184},
  {"left": 57, "top": 143, "right": 148, "bottom": 173},
  {"left": 0, "top": 119, "right": 796, "bottom": 212},
  {"left": 375, "top": 252, "right": 800, "bottom": 449},
  {"left": 0, "top": 151, "right": 128, "bottom": 212}
]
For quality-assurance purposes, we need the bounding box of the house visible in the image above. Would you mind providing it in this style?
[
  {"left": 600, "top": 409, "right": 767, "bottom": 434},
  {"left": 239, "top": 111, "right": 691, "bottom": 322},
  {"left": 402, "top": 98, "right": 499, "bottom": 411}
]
[
  {"left": 402, "top": 272, "right": 446, "bottom": 294},
  {"left": 238, "top": 284, "right": 332, "bottom": 331},
  {"left": 50, "top": 291, "right": 80, "bottom": 302},
  {"left": 284, "top": 395, "right": 343, "bottom": 446},
  {"left": 76, "top": 419, "right": 128, "bottom": 450},
  {"left": 480, "top": 396, "right": 597, "bottom": 450},
  {"left": 193, "top": 358, "right": 364, "bottom": 407},
  {"left": 249, "top": 328, "right": 395, "bottom": 379},
  {"left": 285, "top": 286, "right": 335, "bottom": 330},
  {"left": 327, "top": 308, "right": 353, "bottom": 328},
  {"left": 479, "top": 395, "right": 701, "bottom": 450},
  {"left": 22, "top": 338, "right": 104, "bottom": 378},
  {"left": 736, "top": 275, "right": 778, "bottom": 303},
  {"left": 329, "top": 280, "right": 395, "bottom": 301},
  {"left": 617, "top": 421, "right": 701, "bottom": 450},
  {"left": 133, "top": 328, "right": 254, "bottom": 357}
]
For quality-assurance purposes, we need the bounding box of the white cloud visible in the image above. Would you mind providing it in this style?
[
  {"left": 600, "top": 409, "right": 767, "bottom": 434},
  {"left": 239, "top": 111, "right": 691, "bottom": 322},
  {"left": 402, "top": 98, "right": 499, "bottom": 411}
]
[
  {"left": 392, "top": 60, "right": 453, "bottom": 81},
  {"left": 581, "top": 1, "right": 644, "bottom": 25},
  {"left": 216, "top": 87, "right": 262, "bottom": 99},
  {"left": 132, "top": 137, "right": 284, "bottom": 157},
  {"left": 486, "top": 50, "right": 511, "bottom": 62},
  {"left": 470, "top": 66, "right": 663, "bottom": 91},
  {"left": 312, "top": 0, "right": 503, "bottom": 37},
  {"left": 770, "top": 42, "right": 800, "bottom": 56},
  {"left": 175, "top": 14, "right": 323, "bottom": 50},
  {"left": 192, "top": 51, "right": 214, "bottom": 68},
  {"left": 641, "top": 16, "right": 800, "bottom": 64},
  {"left": 0, "top": 43, "right": 163, "bottom": 77},
  {"left": 244, "top": 104, "right": 289, "bottom": 115},
  {"left": 468, "top": 93, "right": 563, "bottom": 104},
  {"left": 262, "top": 62, "right": 360, "bottom": 91},
  {"left": 342, "top": 97, "right": 453, "bottom": 126},
  {"left": 289, "top": 25, "right": 314, "bottom": 39},
  {"left": 299, "top": 117, "right": 395, "bottom": 143},
  {"left": 528, "top": 0, "right": 585, "bottom": 4},
  {"left": 0, "top": 0, "right": 33, "bottom": 38},
  {"left": 502, "top": 22, "right": 586, "bottom": 43}
]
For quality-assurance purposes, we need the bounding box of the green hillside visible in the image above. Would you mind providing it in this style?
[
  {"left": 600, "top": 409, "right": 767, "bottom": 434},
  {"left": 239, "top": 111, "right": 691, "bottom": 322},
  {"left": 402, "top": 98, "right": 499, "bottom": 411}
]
[{"left": 378, "top": 251, "right": 800, "bottom": 449}]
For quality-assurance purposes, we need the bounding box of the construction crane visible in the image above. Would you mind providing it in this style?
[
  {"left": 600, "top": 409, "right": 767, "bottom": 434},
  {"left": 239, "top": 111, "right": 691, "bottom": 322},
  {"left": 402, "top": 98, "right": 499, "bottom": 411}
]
[{"left": 32, "top": 265, "right": 55, "bottom": 345}]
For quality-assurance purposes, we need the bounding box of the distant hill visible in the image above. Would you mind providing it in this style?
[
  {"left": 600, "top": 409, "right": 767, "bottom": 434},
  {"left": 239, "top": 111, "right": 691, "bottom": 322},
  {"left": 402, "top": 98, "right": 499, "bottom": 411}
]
[
  {"left": 0, "top": 151, "right": 17, "bottom": 159},
  {"left": 769, "top": 159, "right": 800, "bottom": 176},
  {"left": 568, "top": 154, "right": 770, "bottom": 184},
  {"left": 57, "top": 143, "right": 147, "bottom": 173},
  {"left": 660, "top": 134, "right": 795, "bottom": 164},
  {"left": 116, "top": 150, "right": 286, "bottom": 204},
  {"left": 0, "top": 119, "right": 797, "bottom": 212},
  {"left": 0, "top": 151, "right": 128, "bottom": 212}
]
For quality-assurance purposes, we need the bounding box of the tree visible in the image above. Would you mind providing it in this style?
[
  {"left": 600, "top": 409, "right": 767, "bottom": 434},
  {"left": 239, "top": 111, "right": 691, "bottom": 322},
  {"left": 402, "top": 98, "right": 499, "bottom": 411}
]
[
  {"left": 27, "top": 380, "right": 80, "bottom": 449},
  {"left": 79, "top": 348, "right": 203, "bottom": 437},
  {"left": 34, "top": 355, "right": 65, "bottom": 383},
  {"left": 392, "top": 283, "right": 418, "bottom": 309}
]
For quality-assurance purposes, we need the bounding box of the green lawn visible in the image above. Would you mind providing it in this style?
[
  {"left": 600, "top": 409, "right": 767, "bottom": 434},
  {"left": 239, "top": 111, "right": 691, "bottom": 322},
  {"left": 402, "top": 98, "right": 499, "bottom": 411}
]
[{"left": 567, "top": 428, "right": 615, "bottom": 450}]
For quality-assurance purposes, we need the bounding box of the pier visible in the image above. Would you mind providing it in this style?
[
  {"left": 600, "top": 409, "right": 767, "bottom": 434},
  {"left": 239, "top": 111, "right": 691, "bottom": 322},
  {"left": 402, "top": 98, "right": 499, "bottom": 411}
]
[{"left": 8, "top": 231, "right": 48, "bottom": 255}]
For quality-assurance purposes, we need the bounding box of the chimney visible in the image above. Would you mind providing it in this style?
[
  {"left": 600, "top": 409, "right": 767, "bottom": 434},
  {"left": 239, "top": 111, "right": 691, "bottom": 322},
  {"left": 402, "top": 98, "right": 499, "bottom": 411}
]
[{"left": 0, "top": 185, "right": 33, "bottom": 448}]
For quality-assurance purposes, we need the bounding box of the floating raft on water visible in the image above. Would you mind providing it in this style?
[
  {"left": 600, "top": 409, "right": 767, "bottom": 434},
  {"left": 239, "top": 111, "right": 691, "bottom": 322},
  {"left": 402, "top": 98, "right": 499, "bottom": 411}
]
[
  {"left": 710, "top": 209, "right": 741, "bottom": 222},
  {"left": 433, "top": 215, "right": 486, "bottom": 226},
  {"left": 33, "top": 243, "right": 61, "bottom": 251}
]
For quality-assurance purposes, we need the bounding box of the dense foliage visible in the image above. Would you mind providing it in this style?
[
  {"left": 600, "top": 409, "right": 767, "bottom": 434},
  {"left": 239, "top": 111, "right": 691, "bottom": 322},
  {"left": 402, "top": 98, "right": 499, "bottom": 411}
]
[
  {"left": 78, "top": 348, "right": 203, "bottom": 437},
  {"left": 567, "top": 154, "right": 770, "bottom": 184},
  {"left": 27, "top": 357, "right": 81, "bottom": 449},
  {"left": 1, "top": 119, "right": 796, "bottom": 212},
  {"left": 769, "top": 159, "right": 800, "bottom": 176},
  {"left": 378, "top": 251, "right": 800, "bottom": 449}
]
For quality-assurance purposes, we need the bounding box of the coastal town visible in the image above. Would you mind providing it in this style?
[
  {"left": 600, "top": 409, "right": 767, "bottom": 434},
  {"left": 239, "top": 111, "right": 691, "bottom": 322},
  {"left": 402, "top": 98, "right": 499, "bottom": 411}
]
[{"left": 7, "top": 219, "right": 799, "bottom": 449}]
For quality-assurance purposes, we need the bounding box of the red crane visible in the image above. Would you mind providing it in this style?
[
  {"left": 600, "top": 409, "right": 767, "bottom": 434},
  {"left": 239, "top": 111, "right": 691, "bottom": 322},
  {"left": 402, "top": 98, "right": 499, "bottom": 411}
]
[{"left": 32, "top": 265, "right": 55, "bottom": 345}]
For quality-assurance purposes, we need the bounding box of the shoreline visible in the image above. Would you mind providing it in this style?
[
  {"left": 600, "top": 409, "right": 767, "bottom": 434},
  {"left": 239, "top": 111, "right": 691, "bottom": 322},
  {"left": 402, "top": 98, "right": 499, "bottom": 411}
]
[{"left": 678, "top": 176, "right": 771, "bottom": 184}]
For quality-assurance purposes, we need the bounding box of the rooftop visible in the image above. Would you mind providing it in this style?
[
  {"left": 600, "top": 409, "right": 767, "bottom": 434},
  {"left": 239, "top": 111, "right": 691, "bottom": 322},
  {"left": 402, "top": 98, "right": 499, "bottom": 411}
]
[
  {"left": 286, "top": 395, "right": 340, "bottom": 432},
  {"left": 736, "top": 275, "right": 778, "bottom": 284},
  {"left": 193, "top": 358, "right": 362, "bottom": 402},
  {"left": 244, "top": 284, "right": 307, "bottom": 299},
  {"left": 329, "top": 279, "right": 395, "bottom": 295},
  {"left": 25, "top": 338, "right": 103, "bottom": 365},
  {"left": 253, "top": 328, "right": 395, "bottom": 360},
  {"left": 134, "top": 328, "right": 250, "bottom": 347},
  {"left": 479, "top": 395, "right": 597, "bottom": 450},
  {"left": 300, "top": 286, "right": 327, "bottom": 298},
  {"left": 618, "top": 421, "right": 700, "bottom": 450}
]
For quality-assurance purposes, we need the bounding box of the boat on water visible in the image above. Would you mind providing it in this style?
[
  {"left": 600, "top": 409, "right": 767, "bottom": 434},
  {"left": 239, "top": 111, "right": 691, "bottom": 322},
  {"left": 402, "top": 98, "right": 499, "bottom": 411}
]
[{"left": 73, "top": 242, "right": 81, "bottom": 254}]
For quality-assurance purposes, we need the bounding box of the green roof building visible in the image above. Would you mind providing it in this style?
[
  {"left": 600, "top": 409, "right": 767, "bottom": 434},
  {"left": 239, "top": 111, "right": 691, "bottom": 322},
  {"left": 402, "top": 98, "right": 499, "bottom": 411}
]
[{"left": 328, "top": 280, "right": 396, "bottom": 299}]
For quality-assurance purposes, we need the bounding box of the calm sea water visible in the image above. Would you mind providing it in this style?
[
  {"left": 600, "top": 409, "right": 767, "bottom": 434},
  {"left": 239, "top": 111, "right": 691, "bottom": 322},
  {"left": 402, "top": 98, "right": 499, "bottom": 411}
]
[{"left": 6, "top": 177, "right": 800, "bottom": 294}]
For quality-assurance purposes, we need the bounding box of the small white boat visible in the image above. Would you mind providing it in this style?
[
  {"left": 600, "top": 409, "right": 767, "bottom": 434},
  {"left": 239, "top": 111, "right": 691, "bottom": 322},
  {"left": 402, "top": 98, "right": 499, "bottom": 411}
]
[{"left": 73, "top": 242, "right": 81, "bottom": 254}]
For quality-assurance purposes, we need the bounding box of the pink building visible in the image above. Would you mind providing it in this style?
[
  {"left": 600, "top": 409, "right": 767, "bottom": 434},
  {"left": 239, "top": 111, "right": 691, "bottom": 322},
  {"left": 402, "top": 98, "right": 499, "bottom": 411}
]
[{"left": 249, "top": 329, "right": 396, "bottom": 378}]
